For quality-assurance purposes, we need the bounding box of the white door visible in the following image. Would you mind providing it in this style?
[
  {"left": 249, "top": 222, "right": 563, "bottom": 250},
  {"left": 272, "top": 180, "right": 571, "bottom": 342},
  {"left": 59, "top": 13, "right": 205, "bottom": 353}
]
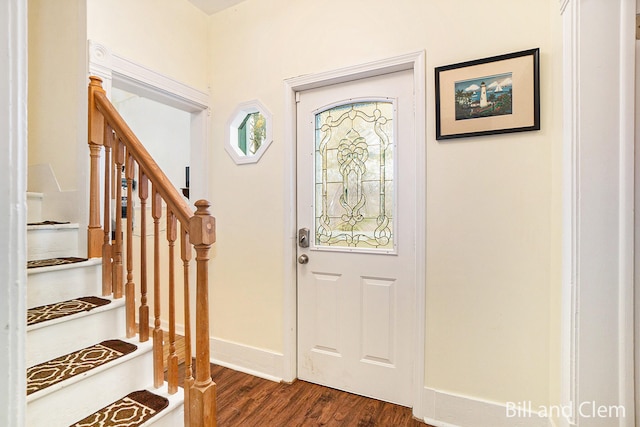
[{"left": 296, "top": 69, "right": 416, "bottom": 406}]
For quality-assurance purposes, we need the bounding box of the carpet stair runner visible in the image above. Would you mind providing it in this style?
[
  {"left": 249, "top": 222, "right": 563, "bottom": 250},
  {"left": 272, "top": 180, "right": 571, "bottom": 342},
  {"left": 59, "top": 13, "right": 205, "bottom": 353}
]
[
  {"left": 27, "top": 296, "right": 110, "bottom": 326},
  {"left": 27, "top": 256, "right": 88, "bottom": 269},
  {"left": 27, "top": 340, "right": 137, "bottom": 395},
  {"left": 71, "top": 390, "right": 169, "bottom": 427},
  {"left": 26, "top": 197, "right": 182, "bottom": 426}
]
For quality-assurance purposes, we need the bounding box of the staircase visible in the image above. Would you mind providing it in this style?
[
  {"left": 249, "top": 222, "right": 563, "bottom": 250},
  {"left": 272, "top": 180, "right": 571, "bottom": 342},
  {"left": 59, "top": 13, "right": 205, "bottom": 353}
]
[{"left": 25, "top": 198, "right": 185, "bottom": 424}]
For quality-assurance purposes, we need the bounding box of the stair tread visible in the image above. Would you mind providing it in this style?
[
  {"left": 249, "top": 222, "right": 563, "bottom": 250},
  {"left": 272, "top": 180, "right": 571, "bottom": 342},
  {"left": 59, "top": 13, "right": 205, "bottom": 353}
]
[
  {"left": 69, "top": 389, "right": 169, "bottom": 427},
  {"left": 27, "top": 339, "right": 138, "bottom": 397},
  {"left": 27, "top": 257, "right": 100, "bottom": 276},
  {"left": 27, "top": 296, "right": 111, "bottom": 326},
  {"left": 28, "top": 257, "right": 87, "bottom": 269},
  {"left": 27, "top": 220, "right": 74, "bottom": 227}
]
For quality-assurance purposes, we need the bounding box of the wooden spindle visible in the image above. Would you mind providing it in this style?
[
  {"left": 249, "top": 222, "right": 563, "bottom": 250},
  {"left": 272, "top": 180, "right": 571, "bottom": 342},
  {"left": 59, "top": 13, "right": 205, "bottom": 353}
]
[
  {"left": 102, "top": 125, "right": 114, "bottom": 296},
  {"left": 152, "top": 187, "right": 164, "bottom": 388},
  {"left": 189, "top": 200, "right": 217, "bottom": 427},
  {"left": 138, "top": 171, "right": 149, "bottom": 342},
  {"left": 87, "top": 76, "right": 105, "bottom": 258},
  {"left": 167, "top": 212, "right": 178, "bottom": 394},
  {"left": 181, "top": 225, "right": 193, "bottom": 426},
  {"left": 88, "top": 77, "right": 218, "bottom": 426},
  {"left": 113, "top": 139, "right": 125, "bottom": 299},
  {"left": 125, "top": 153, "right": 136, "bottom": 338}
]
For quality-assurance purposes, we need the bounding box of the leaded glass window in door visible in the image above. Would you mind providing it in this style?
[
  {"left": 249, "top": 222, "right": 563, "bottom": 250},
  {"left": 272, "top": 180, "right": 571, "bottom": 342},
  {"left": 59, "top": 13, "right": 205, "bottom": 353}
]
[{"left": 314, "top": 100, "right": 395, "bottom": 251}]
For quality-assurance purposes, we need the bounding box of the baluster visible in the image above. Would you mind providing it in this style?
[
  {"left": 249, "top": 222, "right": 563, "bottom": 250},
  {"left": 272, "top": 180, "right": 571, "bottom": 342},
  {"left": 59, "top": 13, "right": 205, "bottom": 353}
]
[
  {"left": 138, "top": 171, "right": 149, "bottom": 342},
  {"left": 189, "top": 200, "right": 217, "bottom": 426},
  {"left": 152, "top": 187, "right": 164, "bottom": 388},
  {"left": 167, "top": 212, "right": 178, "bottom": 394},
  {"left": 113, "top": 139, "right": 125, "bottom": 299},
  {"left": 125, "top": 153, "right": 136, "bottom": 337},
  {"left": 102, "top": 125, "right": 114, "bottom": 296},
  {"left": 87, "top": 76, "right": 105, "bottom": 258},
  {"left": 181, "top": 226, "right": 193, "bottom": 426}
]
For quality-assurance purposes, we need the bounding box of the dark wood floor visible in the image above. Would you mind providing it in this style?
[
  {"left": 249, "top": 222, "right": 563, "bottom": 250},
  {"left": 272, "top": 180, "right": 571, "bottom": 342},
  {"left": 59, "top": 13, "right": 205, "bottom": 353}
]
[{"left": 170, "top": 361, "right": 431, "bottom": 426}]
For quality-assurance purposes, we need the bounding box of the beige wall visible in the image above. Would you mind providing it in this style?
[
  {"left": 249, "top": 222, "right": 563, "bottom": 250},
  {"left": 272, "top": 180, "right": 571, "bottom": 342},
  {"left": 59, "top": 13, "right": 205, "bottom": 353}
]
[
  {"left": 29, "top": 0, "right": 564, "bottom": 413},
  {"left": 207, "top": 0, "right": 563, "bottom": 409},
  {"left": 28, "top": 0, "right": 87, "bottom": 191},
  {"left": 87, "top": 0, "right": 210, "bottom": 91}
]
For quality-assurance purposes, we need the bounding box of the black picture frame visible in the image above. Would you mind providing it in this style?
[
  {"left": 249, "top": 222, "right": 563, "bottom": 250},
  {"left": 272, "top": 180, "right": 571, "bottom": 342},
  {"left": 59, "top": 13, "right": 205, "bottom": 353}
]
[{"left": 435, "top": 48, "right": 540, "bottom": 140}]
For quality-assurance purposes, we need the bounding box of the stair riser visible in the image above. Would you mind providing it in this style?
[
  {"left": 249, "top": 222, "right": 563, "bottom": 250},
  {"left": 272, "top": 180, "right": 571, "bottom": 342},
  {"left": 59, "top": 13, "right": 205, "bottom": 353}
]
[
  {"left": 147, "top": 402, "right": 185, "bottom": 427},
  {"left": 28, "top": 262, "right": 101, "bottom": 307},
  {"left": 27, "top": 345, "right": 154, "bottom": 427},
  {"left": 27, "top": 192, "right": 44, "bottom": 224},
  {"left": 27, "top": 303, "right": 126, "bottom": 367},
  {"left": 27, "top": 226, "right": 79, "bottom": 261}
]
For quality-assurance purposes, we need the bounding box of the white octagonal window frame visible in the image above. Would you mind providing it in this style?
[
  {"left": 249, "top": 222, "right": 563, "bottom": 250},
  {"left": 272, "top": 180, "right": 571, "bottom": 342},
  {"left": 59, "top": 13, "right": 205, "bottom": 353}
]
[{"left": 225, "top": 99, "right": 273, "bottom": 165}]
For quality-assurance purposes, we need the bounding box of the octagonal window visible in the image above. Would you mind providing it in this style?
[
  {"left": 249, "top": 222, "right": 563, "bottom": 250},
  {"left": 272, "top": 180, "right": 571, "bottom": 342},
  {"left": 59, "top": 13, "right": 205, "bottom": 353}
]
[{"left": 225, "top": 100, "right": 272, "bottom": 164}]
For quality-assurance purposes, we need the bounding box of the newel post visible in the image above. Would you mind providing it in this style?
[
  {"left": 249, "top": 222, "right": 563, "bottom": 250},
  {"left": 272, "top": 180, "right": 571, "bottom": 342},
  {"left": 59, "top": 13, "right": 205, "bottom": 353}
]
[
  {"left": 188, "top": 200, "right": 217, "bottom": 427},
  {"left": 87, "top": 76, "right": 105, "bottom": 258}
]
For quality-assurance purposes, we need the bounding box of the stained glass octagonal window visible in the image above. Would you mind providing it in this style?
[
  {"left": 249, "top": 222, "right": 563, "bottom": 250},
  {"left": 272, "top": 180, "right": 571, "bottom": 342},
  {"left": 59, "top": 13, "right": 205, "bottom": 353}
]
[{"left": 225, "top": 100, "right": 273, "bottom": 164}]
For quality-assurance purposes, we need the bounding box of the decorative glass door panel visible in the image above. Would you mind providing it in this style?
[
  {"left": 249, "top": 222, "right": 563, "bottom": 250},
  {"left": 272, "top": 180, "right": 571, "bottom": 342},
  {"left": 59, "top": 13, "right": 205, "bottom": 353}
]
[{"left": 314, "top": 100, "right": 395, "bottom": 252}]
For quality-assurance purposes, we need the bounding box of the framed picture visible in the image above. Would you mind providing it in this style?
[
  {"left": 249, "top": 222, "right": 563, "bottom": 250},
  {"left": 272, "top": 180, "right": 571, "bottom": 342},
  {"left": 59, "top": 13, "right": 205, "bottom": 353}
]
[{"left": 435, "top": 48, "right": 540, "bottom": 140}]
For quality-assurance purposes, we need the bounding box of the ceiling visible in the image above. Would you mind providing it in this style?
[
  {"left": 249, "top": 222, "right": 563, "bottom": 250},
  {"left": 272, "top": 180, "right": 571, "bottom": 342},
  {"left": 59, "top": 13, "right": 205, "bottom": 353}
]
[{"left": 187, "top": 0, "right": 247, "bottom": 15}]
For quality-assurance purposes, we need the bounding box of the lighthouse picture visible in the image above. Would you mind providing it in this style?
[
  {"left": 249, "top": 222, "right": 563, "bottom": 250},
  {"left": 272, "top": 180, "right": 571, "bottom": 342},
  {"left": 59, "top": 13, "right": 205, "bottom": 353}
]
[{"left": 454, "top": 72, "right": 513, "bottom": 121}]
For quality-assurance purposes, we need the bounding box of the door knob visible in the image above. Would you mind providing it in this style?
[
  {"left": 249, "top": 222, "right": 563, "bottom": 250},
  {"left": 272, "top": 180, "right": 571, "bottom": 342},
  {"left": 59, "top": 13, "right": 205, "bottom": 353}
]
[{"left": 298, "top": 254, "right": 309, "bottom": 264}]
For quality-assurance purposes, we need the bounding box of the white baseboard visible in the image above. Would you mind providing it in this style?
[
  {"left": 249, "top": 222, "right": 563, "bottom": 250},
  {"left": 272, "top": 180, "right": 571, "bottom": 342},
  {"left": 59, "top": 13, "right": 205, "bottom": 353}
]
[
  {"left": 422, "top": 387, "right": 552, "bottom": 427},
  {"left": 210, "top": 337, "right": 284, "bottom": 383},
  {"left": 155, "top": 323, "right": 284, "bottom": 383},
  {"left": 154, "top": 320, "right": 284, "bottom": 382}
]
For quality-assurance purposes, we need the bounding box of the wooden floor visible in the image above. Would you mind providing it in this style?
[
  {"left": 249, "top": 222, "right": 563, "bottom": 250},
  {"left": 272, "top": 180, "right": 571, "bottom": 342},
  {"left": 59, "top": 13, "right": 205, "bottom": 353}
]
[
  {"left": 177, "top": 363, "right": 430, "bottom": 427},
  {"left": 164, "top": 334, "right": 430, "bottom": 426}
]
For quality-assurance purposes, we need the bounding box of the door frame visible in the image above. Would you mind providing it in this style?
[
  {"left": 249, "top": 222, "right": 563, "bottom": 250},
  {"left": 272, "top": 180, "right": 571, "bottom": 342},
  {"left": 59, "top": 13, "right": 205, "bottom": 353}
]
[
  {"left": 560, "top": 1, "right": 636, "bottom": 425},
  {"left": 283, "top": 50, "right": 426, "bottom": 415},
  {"left": 88, "top": 40, "right": 211, "bottom": 205},
  {"left": 0, "top": 0, "right": 27, "bottom": 424}
]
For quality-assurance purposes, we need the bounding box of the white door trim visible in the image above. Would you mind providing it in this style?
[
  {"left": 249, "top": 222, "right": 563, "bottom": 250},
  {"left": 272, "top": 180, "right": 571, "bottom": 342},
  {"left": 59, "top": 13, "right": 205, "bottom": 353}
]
[
  {"left": 560, "top": 0, "right": 636, "bottom": 425},
  {"left": 0, "top": 0, "right": 27, "bottom": 424},
  {"left": 283, "top": 50, "right": 426, "bottom": 416},
  {"left": 88, "top": 40, "right": 211, "bottom": 204}
]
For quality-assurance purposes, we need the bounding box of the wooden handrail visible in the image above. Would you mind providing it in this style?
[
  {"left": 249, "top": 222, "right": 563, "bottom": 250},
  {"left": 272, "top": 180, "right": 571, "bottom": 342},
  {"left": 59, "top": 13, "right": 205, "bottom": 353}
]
[
  {"left": 87, "top": 76, "right": 217, "bottom": 427},
  {"left": 89, "top": 77, "right": 192, "bottom": 228}
]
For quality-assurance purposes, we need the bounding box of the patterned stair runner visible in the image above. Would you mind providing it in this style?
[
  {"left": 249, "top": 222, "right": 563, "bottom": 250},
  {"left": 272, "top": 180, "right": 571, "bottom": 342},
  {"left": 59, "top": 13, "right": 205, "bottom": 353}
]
[
  {"left": 27, "top": 296, "right": 111, "bottom": 326},
  {"left": 27, "top": 340, "right": 137, "bottom": 395},
  {"left": 70, "top": 390, "right": 169, "bottom": 427},
  {"left": 27, "top": 257, "right": 88, "bottom": 269}
]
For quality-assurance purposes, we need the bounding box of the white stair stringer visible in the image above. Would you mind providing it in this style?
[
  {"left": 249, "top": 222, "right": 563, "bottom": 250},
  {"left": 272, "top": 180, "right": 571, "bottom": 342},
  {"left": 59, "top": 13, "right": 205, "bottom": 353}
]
[
  {"left": 27, "top": 222, "right": 80, "bottom": 261},
  {"left": 26, "top": 297, "right": 126, "bottom": 367},
  {"left": 141, "top": 384, "right": 186, "bottom": 427},
  {"left": 26, "top": 337, "right": 154, "bottom": 427},
  {"left": 27, "top": 258, "right": 102, "bottom": 307}
]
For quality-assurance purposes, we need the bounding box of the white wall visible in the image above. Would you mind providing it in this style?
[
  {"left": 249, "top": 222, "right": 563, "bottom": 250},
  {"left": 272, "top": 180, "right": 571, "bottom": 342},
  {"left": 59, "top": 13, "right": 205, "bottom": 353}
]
[
  {"left": 207, "top": 0, "right": 563, "bottom": 416},
  {"left": 28, "top": 0, "right": 87, "bottom": 192},
  {"left": 87, "top": 0, "right": 209, "bottom": 92},
  {"left": 112, "top": 89, "right": 191, "bottom": 193},
  {"left": 0, "top": 0, "right": 27, "bottom": 425}
]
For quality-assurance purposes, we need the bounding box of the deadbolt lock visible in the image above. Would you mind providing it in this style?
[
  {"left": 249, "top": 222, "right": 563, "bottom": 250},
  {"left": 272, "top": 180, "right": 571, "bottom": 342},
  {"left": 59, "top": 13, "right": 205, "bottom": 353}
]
[{"left": 298, "top": 228, "right": 310, "bottom": 248}]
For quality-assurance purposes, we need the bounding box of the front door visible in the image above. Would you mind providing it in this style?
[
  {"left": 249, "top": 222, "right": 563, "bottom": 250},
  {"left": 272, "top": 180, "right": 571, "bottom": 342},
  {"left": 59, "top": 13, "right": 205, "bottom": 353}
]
[{"left": 296, "top": 69, "right": 416, "bottom": 406}]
